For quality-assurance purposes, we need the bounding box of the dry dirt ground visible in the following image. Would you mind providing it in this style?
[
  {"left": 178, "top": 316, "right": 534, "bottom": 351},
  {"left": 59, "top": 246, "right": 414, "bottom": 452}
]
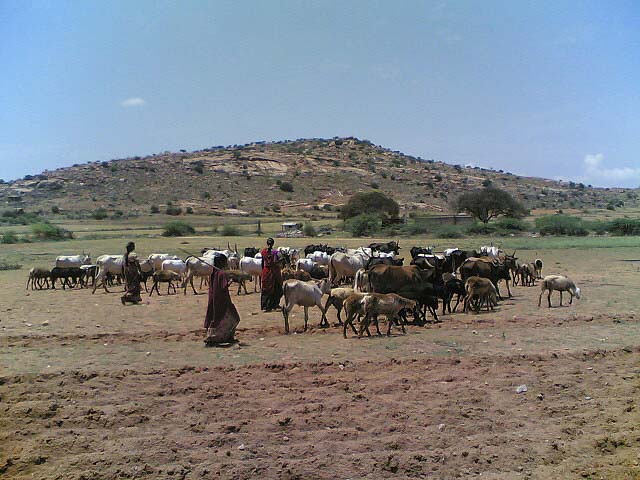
[{"left": 2, "top": 245, "right": 640, "bottom": 479}]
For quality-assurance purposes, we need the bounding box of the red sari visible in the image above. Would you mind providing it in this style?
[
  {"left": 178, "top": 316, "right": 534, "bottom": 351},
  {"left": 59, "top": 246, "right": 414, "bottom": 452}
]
[
  {"left": 260, "top": 248, "right": 282, "bottom": 311},
  {"left": 204, "top": 269, "right": 240, "bottom": 345}
]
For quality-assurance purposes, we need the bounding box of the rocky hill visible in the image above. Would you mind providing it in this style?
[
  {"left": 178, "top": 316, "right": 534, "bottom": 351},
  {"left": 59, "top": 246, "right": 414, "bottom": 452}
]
[{"left": 1, "top": 137, "right": 637, "bottom": 217}]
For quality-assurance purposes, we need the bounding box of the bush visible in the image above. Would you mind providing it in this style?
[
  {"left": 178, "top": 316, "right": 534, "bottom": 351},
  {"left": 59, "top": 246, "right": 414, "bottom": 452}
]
[
  {"left": 1, "top": 231, "right": 19, "bottom": 244},
  {"left": 51, "top": 206, "right": 60, "bottom": 214},
  {"left": 466, "top": 222, "right": 498, "bottom": 235},
  {"left": 398, "top": 221, "right": 429, "bottom": 235},
  {"left": 370, "top": 182, "right": 380, "bottom": 189},
  {"left": 607, "top": 218, "right": 640, "bottom": 236},
  {"left": 303, "top": 223, "right": 317, "bottom": 237},
  {"left": 92, "top": 208, "right": 108, "bottom": 220},
  {"left": 535, "top": 215, "right": 589, "bottom": 236},
  {"left": 150, "top": 205, "right": 160, "bottom": 214},
  {"left": 186, "top": 206, "right": 194, "bottom": 214},
  {"left": 31, "top": 222, "right": 73, "bottom": 240},
  {"left": 220, "top": 224, "right": 240, "bottom": 236},
  {"left": 345, "top": 214, "right": 382, "bottom": 237},
  {"left": 433, "top": 225, "right": 465, "bottom": 238},
  {"left": 280, "top": 181, "right": 294, "bottom": 192},
  {"left": 454, "top": 187, "right": 527, "bottom": 223},
  {"left": 495, "top": 217, "right": 528, "bottom": 231},
  {"left": 166, "top": 205, "right": 182, "bottom": 216},
  {"left": 162, "top": 221, "right": 195, "bottom": 237},
  {"left": 0, "top": 210, "right": 44, "bottom": 225}
]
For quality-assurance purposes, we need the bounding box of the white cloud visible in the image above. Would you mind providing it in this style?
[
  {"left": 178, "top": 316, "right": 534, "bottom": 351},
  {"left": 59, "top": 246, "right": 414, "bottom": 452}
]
[
  {"left": 581, "top": 153, "right": 640, "bottom": 187},
  {"left": 121, "top": 97, "right": 146, "bottom": 107}
]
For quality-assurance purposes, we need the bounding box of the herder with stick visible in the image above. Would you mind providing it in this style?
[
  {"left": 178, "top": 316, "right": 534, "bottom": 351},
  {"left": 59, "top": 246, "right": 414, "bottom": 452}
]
[{"left": 204, "top": 254, "right": 240, "bottom": 346}]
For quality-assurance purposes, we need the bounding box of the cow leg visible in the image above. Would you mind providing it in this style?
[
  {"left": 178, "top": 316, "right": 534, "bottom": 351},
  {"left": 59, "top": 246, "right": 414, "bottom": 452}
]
[
  {"left": 336, "top": 304, "right": 343, "bottom": 325},
  {"left": 242, "top": 280, "right": 248, "bottom": 295},
  {"left": 303, "top": 306, "right": 310, "bottom": 331},
  {"left": 547, "top": 290, "right": 552, "bottom": 308},
  {"left": 559, "top": 291, "right": 563, "bottom": 306},
  {"left": 323, "top": 296, "right": 334, "bottom": 323},
  {"left": 282, "top": 305, "right": 291, "bottom": 334},
  {"left": 506, "top": 280, "right": 512, "bottom": 298},
  {"left": 190, "top": 276, "right": 199, "bottom": 295},
  {"left": 236, "top": 281, "right": 242, "bottom": 296},
  {"left": 429, "top": 306, "right": 439, "bottom": 322}
]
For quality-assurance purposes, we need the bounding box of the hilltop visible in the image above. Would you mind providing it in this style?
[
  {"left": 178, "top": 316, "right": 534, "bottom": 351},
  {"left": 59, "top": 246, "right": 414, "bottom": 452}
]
[{"left": 1, "top": 137, "right": 637, "bottom": 217}]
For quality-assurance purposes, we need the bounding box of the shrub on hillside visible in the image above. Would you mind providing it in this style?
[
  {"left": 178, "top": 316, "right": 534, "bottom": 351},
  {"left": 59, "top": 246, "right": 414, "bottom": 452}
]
[
  {"left": 1, "top": 231, "right": 19, "bottom": 244},
  {"left": 495, "top": 217, "right": 528, "bottom": 231},
  {"left": 51, "top": 206, "right": 60, "bottom": 214},
  {"left": 433, "top": 225, "right": 465, "bottom": 238},
  {"left": 31, "top": 222, "right": 73, "bottom": 240},
  {"left": 91, "top": 208, "right": 108, "bottom": 220},
  {"left": 166, "top": 205, "right": 182, "bottom": 216},
  {"left": 150, "top": 205, "right": 160, "bottom": 214},
  {"left": 535, "top": 215, "right": 589, "bottom": 236},
  {"left": 280, "top": 181, "right": 294, "bottom": 192},
  {"left": 162, "top": 221, "right": 195, "bottom": 237}
]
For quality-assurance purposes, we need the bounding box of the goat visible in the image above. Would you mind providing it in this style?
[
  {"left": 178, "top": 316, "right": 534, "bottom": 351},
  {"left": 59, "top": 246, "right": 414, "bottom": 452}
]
[
  {"left": 538, "top": 275, "right": 581, "bottom": 308},
  {"left": 359, "top": 293, "right": 417, "bottom": 337},
  {"left": 534, "top": 259, "right": 543, "bottom": 279},
  {"left": 281, "top": 278, "right": 331, "bottom": 334},
  {"left": 149, "top": 270, "right": 182, "bottom": 296},
  {"left": 342, "top": 292, "right": 370, "bottom": 338},
  {"left": 323, "top": 287, "right": 355, "bottom": 325},
  {"left": 26, "top": 267, "right": 51, "bottom": 290},
  {"left": 463, "top": 276, "right": 498, "bottom": 313},
  {"left": 282, "top": 268, "right": 312, "bottom": 282},
  {"left": 225, "top": 269, "right": 253, "bottom": 295}
]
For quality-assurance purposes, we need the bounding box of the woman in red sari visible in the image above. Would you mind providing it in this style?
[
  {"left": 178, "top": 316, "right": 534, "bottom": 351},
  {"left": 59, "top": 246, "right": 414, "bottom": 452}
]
[
  {"left": 260, "top": 237, "right": 283, "bottom": 312},
  {"left": 204, "top": 255, "right": 240, "bottom": 346}
]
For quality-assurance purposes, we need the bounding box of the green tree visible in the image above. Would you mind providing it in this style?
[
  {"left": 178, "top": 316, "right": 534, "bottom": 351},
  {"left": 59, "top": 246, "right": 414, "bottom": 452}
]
[
  {"left": 454, "top": 187, "right": 527, "bottom": 224},
  {"left": 340, "top": 191, "right": 399, "bottom": 221}
]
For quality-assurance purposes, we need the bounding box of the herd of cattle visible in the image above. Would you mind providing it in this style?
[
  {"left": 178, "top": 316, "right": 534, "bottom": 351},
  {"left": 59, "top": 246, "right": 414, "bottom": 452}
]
[{"left": 25, "top": 240, "right": 582, "bottom": 337}]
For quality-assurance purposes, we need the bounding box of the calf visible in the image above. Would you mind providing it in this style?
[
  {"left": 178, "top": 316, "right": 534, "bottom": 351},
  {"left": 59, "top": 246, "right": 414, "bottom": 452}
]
[
  {"left": 149, "top": 271, "right": 182, "bottom": 296},
  {"left": 463, "top": 277, "right": 498, "bottom": 313},
  {"left": 323, "top": 287, "right": 355, "bottom": 325},
  {"left": 281, "top": 278, "right": 331, "bottom": 334},
  {"left": 225, "top": 269, "right": 253, "bottom": 295}
]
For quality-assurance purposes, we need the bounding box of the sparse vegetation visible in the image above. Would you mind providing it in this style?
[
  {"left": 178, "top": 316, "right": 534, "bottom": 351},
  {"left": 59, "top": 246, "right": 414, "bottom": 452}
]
[
  {"left": 166, "top": 205, "right": 182, "bottom": 216},
  {"left": 345, "top": 213, "right": 382, "bottom": 237},
  {"left": 535, "top": 215, "right": 589, "bottom": 236},
  {"left": 279, "top": 181, "right": 294, "bottom": 192},
  {"left": 303, "top": 223, "right": 317, "bottom": 237},
  {"left": 340, "top": 191, "right": 399, "bottom": 221},
  {"left": 220, "top": 224, "right": 240, "bottom": 236},
  {"left": 0, "top": 262, "right": 22, "bottom": 271},
  {"left": 91, "top": 208, "right": 108, "bottom": 220},
  {"left": 1, "top": 231, "right": 19, "bottom": 244},
  {"left": 150, "top": 205, "right": 160, "bottom": 214}
]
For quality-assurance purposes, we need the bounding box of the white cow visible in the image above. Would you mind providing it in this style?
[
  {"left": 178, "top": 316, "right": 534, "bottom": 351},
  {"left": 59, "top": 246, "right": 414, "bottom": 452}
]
[
  {"left": 306, "top": 251, "right": 331, "bottom": 266},
  {"left": 328, "top": 252, "right": 367, "bottom": 286},
  {"left": 240, "top": 257, "right": 263, "bottom": 292},
  {"left": 296, "top": 258, "right": 316, "bottom": 273},
  {"left": 346, "top": 247, "right": 372, "bottom": 257},
  {"left": 183, "top": 256, "right": 214, "bottom": 295},
  {"left": 55, "top": 254, "right": 92, "bottom": 268},
  {"left": 92, "top": 254, "right": 124, "bottom": 293},
  {"left": 161, "top": 259, "right": 187, "bottom": 278},
  {"left": 479, "top": 246, "right": 500, "bottom": 258},
  {"left": 148, "top": 254, "right": 179, "bottom": 271}
]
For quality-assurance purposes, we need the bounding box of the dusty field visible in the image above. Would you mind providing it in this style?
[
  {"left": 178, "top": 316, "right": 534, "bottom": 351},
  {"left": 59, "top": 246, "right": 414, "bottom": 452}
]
[{"left": 2, "top": 238, "right": 640, "bottom": 479}]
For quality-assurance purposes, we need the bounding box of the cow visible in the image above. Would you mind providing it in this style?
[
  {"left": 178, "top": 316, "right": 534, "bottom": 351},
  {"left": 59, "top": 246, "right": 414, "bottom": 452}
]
[
  {"left": 365, "top": 256, "right": 404, "bottom": 269},
  {"left": 55, "top": 254, "right": 91, "bottom": 268},
  {"left": 463, "top": 276, "right": 499, "bottom": 313},
  {"left": 366, "top": 264, "right": 435, "bottom": 294},
  {"left": 305, "top": 251, "right": 331, "bottom": 266},
  {"left": 92, "top": 254, "right": 125, "bottom": 293},
  {"left": 368, "top": 240, "right": 400, "bottom": 255},
  {"left": 459, "top": 258, "right": 512, "bottom": 299},
  {"left": 148, "top": 254, "right": 180, "bottom": 272},
  {"left": 244, "top": 247, "right": 260, "bottom": 258},
  {"left": 281, "top": 279, "right": 331, "bottom": 334},
  {"left": 410, "top": 246, "right": 432, "bottom": 259},
  {"left": 183, "top": 256, "right": 214, "bottom": 295},
  {"left": 50, "top": 267, "right": 84, "bottom": 290},
  {"left": 328, "top": 252, "right": 367, "bottom": 286},
  {"left": 239, "top": 257, "right": 263, "bottom": 292}
]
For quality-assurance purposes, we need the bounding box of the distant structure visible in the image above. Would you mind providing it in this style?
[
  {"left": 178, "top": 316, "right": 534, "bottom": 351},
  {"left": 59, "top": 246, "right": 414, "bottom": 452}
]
[{"left": 278, "top": 222, "right": 304, "bottom": 238}]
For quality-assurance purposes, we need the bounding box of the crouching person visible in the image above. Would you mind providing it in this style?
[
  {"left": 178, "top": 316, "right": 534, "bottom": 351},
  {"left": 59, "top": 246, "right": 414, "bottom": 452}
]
[{"left": 204, "top": 255, "right": 240, "bottom": 346}]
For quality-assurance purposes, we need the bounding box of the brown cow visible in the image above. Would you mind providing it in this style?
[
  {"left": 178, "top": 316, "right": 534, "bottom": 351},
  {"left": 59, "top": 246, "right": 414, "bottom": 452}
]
[{"left": 366, "top": 264, "right": 435, "bottom": 294}]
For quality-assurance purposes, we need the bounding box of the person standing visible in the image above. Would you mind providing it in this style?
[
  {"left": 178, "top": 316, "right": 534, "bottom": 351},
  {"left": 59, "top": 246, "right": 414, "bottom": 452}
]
[
  {"left": 121, "top": 241, "right": 142, "bottom": 305},
  {"left": 204, "top": 255, "right": 240, "bottom": 346},
  {"left": 260, "top": 237, "right": 283, "bottom": 312}
]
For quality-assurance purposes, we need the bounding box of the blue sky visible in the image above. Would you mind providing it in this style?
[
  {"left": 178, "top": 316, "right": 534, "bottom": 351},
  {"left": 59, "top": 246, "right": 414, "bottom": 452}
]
[{"left": 1, "top": 0, "right": 639, "bottom": 187}]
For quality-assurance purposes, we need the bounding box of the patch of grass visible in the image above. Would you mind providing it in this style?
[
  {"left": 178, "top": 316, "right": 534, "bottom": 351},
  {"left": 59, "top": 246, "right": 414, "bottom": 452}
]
[
  {"left": 0, "top": 262, "right": 22, "bottom": 271},
  {"left": 219, "top": 224, "right": 241, "bottom": 236},
  {"left": 1, "top": 230, "right": 19, "bottom": 244},
  {"left": 535, "top": 214, "right": 589, "bottom": 236}
]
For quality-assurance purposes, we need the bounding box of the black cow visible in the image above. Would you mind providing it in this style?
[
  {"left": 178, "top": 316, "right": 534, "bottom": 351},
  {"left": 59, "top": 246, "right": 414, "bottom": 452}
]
[
  {"left": 365, "top": 257, "right": 404, "bottom": 269},
  {"left": 410, "top": 246, "right": 432, "bottom": 259},
  {"left": 368, "top": 241, "right": 400, "bottom": 255},
  {"left": 50, "top": 267, "right": 84, "bottom": 290},
  {"left": 460, "top": 259, "right": 512, "bottom": 299},
  {"left": 244, "top": 247, "right": 260, "bottom": 258}
]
